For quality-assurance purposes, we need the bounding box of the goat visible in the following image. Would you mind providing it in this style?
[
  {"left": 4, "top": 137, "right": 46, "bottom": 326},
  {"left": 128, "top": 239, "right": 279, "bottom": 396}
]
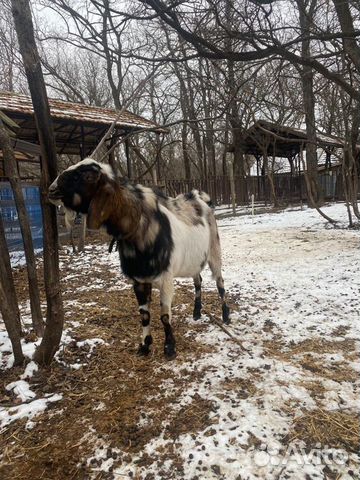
[{"left": 48, "top": 159, "right": 230, "bottom": 359}]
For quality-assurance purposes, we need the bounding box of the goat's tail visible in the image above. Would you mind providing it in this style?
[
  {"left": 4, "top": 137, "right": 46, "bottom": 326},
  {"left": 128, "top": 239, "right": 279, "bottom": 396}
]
[{"left": 198, "top": 190, "right": 214, "bottom": 209}]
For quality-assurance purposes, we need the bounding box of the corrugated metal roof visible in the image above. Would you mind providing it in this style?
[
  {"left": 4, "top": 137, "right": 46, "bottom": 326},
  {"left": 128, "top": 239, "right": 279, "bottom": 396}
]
[{"left": 0, "top": 90, "right": 164, "bottom": 131}]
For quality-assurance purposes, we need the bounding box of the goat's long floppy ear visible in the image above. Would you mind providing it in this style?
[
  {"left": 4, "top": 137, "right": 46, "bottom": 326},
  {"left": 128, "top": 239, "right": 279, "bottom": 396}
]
[{"left": 87, "top": 183, "right": 115, "bottom": 230}]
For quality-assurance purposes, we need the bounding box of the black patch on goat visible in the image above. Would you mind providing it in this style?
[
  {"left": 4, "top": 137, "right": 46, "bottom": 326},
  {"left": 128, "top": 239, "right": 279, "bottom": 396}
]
[
  {"left": 57, "top": 163, "right": 101, "bottom": 213},
  {"left": 118, "top": 209, "right": 173, "bottom": 280},
  {"left": 153, "top": 187, "right": 168, "bottom": 200},
  {"left": 161, "top": 314, "right": 176, "bottom": 359},
  {"left": 184, "top": 191, "right": 195, "bottom": 201}
]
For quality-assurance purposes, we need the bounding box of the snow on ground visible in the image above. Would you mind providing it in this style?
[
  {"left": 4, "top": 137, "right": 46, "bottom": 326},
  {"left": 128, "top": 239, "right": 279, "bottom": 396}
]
[
  {"left": 0, "top": 324, "right": 104, "bottom": 430},
  {"left": 213, "top": 202, "right": 360, "bottom": 340},
  {"left": 0, "top": 393, "right": 63, "bottom": 430},
  {"left": 9, "top": 248, "right": 43, "bottom": 268},
  {"left": 0, "top": 300, "right": 108, "bottom": 431},
  {"left": 101, "top": 202, "right": 360, "bottom": 479},
  {"left": 1, "top": 202, "right": 359, "bottom": 479}
]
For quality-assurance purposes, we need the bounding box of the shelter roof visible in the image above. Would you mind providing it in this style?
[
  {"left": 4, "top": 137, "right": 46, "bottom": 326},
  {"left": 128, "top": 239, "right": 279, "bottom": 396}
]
[
  {"left": 241, "top": 120, "right": 349, "bottom": 158},
  {"left": 0, "top": 91, "right": 165, "bottom": 156}
]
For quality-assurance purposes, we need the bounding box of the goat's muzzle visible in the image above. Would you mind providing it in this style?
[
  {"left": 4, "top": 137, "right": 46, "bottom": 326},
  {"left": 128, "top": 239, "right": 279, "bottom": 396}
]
[{"left": 48, "top": 181, "right": 63, "bottom": 204}]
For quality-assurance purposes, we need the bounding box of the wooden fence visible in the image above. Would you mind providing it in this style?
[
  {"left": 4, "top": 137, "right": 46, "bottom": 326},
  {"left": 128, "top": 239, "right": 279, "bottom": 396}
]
[{"left": 158, "top": 170, "right": 356, "bottom": 205}]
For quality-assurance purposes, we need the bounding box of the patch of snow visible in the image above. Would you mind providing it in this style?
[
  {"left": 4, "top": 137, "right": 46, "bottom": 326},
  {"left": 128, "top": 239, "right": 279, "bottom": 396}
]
[
  {"left": 0, "top": 330, "right": 41, "bottom": 369},
  {"left": 20, "top": 361, "right": 38, "bottom": 379},
  {"left": 105, "top": 201, "right": 359, "bottom": 479},
  {"left": 0, "top": 394, "right": 63, "bottom": 429},
  {"left": 93, "top": 401, "right": 106, "bottom": 411},
  {"left": 9, "top": 248, "right": 43, "bottom": 268},
  {"left": 6, "top": 380, "right": 36, "bottom": 402},
  {"left": 74, "top": 338, "right": 107, "bottom": 360}
]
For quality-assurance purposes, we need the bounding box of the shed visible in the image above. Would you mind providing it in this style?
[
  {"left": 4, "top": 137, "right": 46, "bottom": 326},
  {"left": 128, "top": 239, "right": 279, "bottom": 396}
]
[
  {"left": 0, "top": 91, "right": 164, "bottom": 159},
  {"left": 240, "top": 119, "right": 349, "bottom": 160},
  {"left": 0, "top": 90, "right": 164, "bottom": 250}
]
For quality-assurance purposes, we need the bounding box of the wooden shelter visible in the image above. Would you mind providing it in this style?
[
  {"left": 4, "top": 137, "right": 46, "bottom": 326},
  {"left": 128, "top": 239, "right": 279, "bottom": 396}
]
[
  {"left": 239, "top": 119, "right": 348, "bottom": 160},
  {"left": 0, "top": 90, "right": 165, "bottom": 180}
]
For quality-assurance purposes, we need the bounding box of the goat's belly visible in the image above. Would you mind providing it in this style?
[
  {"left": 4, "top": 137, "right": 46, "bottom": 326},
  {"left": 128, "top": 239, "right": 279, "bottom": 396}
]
[
  {"left": 171, "top": 226, "right": 210, "bottom": 277},
  {"left": 118, "top": 237, "right": 172, "bottom": 281}
]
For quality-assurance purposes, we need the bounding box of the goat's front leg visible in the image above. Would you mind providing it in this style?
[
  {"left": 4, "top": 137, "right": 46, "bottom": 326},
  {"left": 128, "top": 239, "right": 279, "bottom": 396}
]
[
  {"left": 193, "top": 274, "right": 202, "bottom": 320},
  {"left": 160, "top": 275, "right": 176, "bottom": 360},
  {"left": 133, "top": 281, "right": 152, "bottom": 356}
]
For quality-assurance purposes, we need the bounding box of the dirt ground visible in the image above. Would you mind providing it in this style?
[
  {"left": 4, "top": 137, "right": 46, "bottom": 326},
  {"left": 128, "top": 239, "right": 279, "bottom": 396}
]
[{"left": 0, "top": 237, "right": 236, "bottom": 479}]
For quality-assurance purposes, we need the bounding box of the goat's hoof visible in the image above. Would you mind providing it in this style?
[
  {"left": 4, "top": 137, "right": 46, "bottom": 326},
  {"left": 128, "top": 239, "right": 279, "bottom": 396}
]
[
  {"left": 193, "top": 310, "right": 201, "bottom": 320},
  {"left": 137, "top": 344, "right": 150, "bottom": 356},
  {"left": 222, "top": 304, "right": 231, "bottom": 324},
  {"left": 164, "top": 344, "right": 176, "bottom": 360}
]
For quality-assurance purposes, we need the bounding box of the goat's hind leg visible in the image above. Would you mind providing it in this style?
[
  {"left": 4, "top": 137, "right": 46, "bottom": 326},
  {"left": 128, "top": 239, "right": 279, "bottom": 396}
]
[
  {"left": 160, "top": 275, "right": 176, "bottom": 360},
  {"left": 134, "top": 281, "right": 152, "bottom": 356},
  {"left": 208, "top": 261, "right": 230, "bottom": 324},
  {"left": 193, "top": 274, "right": 202, "bottom": 320},
  {"left": 216, "top": 275, "right": 230, "bottom": 324}
]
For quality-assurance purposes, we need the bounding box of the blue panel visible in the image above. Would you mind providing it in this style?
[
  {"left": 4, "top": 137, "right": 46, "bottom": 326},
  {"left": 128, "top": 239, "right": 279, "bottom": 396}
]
[{"left": 0, "top": 182, "right": 43, "bottom": 252}]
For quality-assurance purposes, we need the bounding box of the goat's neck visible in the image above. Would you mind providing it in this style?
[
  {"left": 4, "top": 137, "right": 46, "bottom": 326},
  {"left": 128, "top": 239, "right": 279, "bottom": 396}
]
[{"left": 105, "top": 183, "right": 141, "bottom": 241}]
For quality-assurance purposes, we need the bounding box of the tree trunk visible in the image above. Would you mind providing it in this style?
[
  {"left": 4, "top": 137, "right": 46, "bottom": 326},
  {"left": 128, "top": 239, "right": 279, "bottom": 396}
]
[
  {"left": 232, "top": 126, "right": 247, "bottom": 204},
  {"left": 349, "top": 105, "right": 360, "bottom": 218},
  {"left": 297, "top": 0, "right": 320, "bottom": 206},
  {"left": 228, "top": 159, "right": 236, "bottom": 215},
  {"left": 333, "top": 0, "right": 360, "bottom": 75},
  {"left": 11, "top": 0, "right": 64, "bottom": 365},
  {"left": 0, "top": 122, "right": 44, "bottom": 336},
  {"left": 182, "top": 123, "right": 191, "bottom": 180},
  {"left": 0, "top": 213, "right": 24, "bottom": 365},
  {"left": 263, "top": 150, "right": 278, "bottom": 207}
]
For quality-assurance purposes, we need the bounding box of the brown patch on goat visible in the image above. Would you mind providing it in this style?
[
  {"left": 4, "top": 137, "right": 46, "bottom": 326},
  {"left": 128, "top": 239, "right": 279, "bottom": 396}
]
[
  {"left": 193, "top": 201, "right": 203, "bottom": 217},
  {"left": 90, "top": 181, "right": 142, "bottom": 239},
  {"left": 87, "top": 181, "right": 115, "bottom": 230}
]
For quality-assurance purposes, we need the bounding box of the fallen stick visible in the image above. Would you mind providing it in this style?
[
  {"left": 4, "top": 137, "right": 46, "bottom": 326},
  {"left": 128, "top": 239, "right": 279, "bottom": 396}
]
[{"left": 202, "top": 308, "right": 250, "bottom": 352}]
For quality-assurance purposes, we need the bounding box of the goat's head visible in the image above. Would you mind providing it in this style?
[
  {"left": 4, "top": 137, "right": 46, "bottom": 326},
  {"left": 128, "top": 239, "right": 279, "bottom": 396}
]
[{"left": 48, "top": 159, "right": 115, "bottom": 229}]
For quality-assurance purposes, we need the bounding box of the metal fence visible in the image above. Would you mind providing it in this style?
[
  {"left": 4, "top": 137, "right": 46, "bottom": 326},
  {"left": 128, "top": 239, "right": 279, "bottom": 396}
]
[{"left": 0, "top": 182, "right": 43, "bottom": 252}]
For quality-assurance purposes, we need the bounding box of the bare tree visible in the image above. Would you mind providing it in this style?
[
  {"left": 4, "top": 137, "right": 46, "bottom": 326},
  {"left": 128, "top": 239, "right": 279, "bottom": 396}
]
[
  {"left": 0, "top": 212, "right": 24, "bottom": 365},
  {"left": 11, "top": 0, "right": 65, "bottom": 365}
]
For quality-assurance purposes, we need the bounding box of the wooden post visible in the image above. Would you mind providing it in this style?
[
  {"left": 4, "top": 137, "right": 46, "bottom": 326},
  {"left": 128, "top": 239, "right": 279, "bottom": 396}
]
[
  {"left": 77, "top": 214, "right": 87, "bottom": 252},
  {"left": 11, "top": 0, "right": 64, "bottom": 365},
  {"left": 0, "top": 120, "right": 44, "bottom": 336},
  {"left": 125, "top": 137, "right": 132, "bottom": 179},
  {"left": 77, "top": 127, "right": 87, "bottom": 252},
  {"left": 0, "top": 212, "right": 24, "bottom": 365}
]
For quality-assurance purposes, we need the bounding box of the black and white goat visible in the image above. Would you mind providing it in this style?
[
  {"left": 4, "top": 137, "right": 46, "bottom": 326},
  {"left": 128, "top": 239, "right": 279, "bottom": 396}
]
[{"left": 49, "top": 159, "right": 230, "bottom": 359}]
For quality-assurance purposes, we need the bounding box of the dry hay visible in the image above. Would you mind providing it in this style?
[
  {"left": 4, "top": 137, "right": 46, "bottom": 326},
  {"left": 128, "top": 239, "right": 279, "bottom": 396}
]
[
  {"left": 0, "top": 237, "right": 236, "bottom": 480},
  {"left": 286, "top": 408, "right": 360, "bottom": 454},
  {"left": 2, "top": 236, "right": 358, "bottom": 479},
  {"left": 264, "top": 338, "right": 357, "bottom": 360},
  {"left": 263, "top": 337, "right": 358, "bottom": 385},
  {"left": 299, "top": 355, "right": 358, "bottom": 383}
]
